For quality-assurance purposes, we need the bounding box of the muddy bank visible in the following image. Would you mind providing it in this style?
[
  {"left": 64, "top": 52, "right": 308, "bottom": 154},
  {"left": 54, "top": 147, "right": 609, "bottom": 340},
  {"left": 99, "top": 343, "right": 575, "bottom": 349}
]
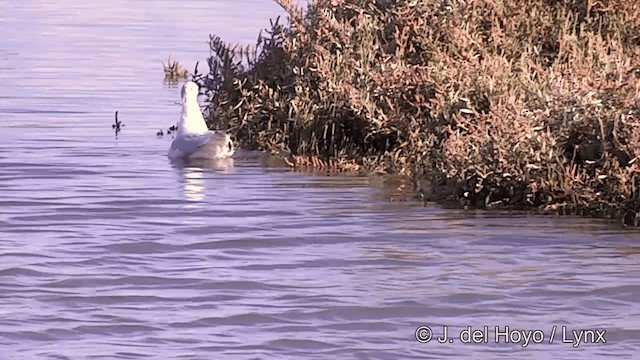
[{"left": 190, "top": 0, "right": 640, "bottom": 226}]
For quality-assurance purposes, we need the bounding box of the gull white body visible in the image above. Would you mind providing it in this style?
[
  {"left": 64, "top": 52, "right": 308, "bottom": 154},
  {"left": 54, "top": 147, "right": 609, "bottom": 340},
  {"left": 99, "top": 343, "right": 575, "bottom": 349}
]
[{"left": 168, "top": 81, "right": 235, "bottom": 160}]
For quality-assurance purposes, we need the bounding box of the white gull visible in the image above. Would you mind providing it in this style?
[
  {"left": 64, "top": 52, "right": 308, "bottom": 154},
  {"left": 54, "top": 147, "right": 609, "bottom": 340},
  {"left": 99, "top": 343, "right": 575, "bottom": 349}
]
[{"left": 168, "top": 81, "right": 235, "bottom": 160}]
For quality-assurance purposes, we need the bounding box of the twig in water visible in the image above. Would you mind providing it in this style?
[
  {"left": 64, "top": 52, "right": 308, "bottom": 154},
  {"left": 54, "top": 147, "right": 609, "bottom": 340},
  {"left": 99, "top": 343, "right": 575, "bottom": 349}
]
[{"left": 112, "top": 111, "right": 124, "bottom": 136}]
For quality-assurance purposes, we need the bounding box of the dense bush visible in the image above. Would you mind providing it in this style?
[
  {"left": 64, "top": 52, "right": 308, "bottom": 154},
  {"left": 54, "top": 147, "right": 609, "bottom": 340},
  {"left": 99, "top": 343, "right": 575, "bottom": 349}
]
[{"left": 191, "top": 0, "right": 640, "bottom": 226}]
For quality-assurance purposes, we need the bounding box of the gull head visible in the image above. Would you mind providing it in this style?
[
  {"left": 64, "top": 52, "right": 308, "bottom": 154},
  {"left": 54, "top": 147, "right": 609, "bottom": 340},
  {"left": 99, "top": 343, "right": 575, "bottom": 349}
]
[{"left": 181, "top": 81, "right": 200, "bottom": 102}]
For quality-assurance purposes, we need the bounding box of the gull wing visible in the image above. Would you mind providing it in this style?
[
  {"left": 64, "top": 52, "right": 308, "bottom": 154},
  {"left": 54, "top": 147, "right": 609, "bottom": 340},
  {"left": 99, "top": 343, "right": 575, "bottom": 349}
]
[{"left": 168, "top": 132, "right": 213, "bottom": 159}]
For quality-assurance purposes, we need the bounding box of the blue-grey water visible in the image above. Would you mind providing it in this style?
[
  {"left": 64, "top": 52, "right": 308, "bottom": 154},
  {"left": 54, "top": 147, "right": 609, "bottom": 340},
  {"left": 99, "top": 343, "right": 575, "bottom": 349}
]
[{"left": 0, "top": 1, "right": 639, "bottom": 359}]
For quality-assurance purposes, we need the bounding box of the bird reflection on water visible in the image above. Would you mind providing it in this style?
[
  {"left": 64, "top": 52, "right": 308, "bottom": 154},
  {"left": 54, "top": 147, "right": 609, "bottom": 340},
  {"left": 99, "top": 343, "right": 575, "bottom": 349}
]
[{"left": 170, "top": 157, "right": 235, "bottom": 205}]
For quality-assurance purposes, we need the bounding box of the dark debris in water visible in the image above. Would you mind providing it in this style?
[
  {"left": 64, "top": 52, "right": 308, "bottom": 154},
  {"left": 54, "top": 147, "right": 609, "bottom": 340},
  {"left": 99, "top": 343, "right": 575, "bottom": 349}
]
[
  {"left": 165, "top": 124, "right": 178, "bottom": 136},
  {"left": 112, "top": 111, "right": 124, "bottom": 137}
]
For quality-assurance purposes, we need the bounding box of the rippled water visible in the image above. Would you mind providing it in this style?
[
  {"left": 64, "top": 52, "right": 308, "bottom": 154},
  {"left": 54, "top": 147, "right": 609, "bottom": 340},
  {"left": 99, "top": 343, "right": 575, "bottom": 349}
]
[{"left": 1, "top": 1, "right": 639, "bottom": 359}]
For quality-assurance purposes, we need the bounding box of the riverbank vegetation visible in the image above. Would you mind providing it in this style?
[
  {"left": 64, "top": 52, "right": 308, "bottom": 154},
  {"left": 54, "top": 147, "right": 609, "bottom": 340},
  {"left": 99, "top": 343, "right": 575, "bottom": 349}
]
[
  {"left": 189, "top": 0, "right": 640, "bottom": 226},
  {"left": 163, "top": 55, "right": 189, "bottom": 84}
]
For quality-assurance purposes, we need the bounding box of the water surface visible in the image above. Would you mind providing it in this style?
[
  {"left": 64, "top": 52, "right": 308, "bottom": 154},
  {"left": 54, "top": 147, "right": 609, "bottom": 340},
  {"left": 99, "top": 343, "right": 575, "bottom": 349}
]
[{"left": 1, "top": 1, "right": 639, "bottom": 359}]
